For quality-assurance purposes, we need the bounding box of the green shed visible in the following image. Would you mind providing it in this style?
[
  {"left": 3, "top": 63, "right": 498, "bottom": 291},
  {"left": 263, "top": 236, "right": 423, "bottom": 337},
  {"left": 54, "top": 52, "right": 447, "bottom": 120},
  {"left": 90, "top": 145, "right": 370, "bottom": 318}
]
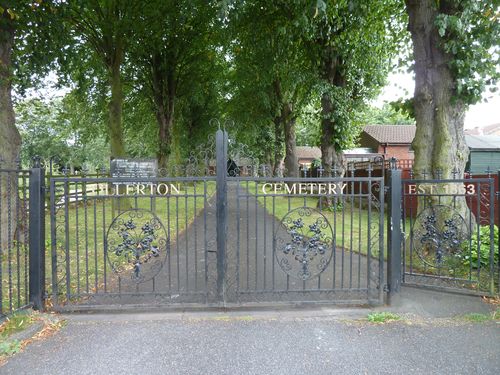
[{"left": 465, "top": 135, "right": 500, "bottom": 173}]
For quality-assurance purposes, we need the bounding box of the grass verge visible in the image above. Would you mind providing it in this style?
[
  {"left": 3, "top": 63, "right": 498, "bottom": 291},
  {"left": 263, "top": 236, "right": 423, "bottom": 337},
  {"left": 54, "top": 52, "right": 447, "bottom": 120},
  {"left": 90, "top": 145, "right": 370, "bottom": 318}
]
[
  {"left": 0, "top": 310, "right": 66, "bottom": 364},
  {"left": 367, "top": 312, "right": 401, "bottom": 323}
]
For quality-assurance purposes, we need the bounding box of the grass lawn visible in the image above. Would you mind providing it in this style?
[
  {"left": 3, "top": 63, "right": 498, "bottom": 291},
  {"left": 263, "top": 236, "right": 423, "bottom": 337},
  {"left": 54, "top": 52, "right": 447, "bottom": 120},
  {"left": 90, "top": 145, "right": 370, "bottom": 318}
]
[
  {"left": 2, "top": 181, "right": 216, "bottom": 308},
  {"left": 246, "top": 182, "right": 386, "bottom": 259}
]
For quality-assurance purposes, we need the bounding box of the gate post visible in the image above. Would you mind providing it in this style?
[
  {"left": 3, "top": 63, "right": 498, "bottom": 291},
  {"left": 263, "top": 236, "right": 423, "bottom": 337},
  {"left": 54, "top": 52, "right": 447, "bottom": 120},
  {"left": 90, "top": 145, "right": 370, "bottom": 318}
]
[
  {"left": 29, "top": 162, "right": 46, "bottom": 310},
  {"left": 387, "top": 168, "right": 402, "bottom": 303},
  {"left": 216, "top": 130, "right": 228, "bottom": 303}
]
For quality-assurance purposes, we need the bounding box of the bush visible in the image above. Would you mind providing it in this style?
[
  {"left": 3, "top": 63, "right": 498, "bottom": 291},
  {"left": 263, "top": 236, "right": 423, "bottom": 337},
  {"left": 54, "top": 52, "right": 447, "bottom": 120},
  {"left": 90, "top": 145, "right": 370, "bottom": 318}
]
[{"left": 460, "top": 225, "right": 499, "bottom": 268}]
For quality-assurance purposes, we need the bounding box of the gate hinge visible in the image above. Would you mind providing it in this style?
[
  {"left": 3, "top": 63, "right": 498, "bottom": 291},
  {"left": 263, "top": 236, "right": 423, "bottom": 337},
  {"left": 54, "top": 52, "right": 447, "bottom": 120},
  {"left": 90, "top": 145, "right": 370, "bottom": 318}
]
[{"left": 383, "top": 284, "right": 390, "bottom": 293}]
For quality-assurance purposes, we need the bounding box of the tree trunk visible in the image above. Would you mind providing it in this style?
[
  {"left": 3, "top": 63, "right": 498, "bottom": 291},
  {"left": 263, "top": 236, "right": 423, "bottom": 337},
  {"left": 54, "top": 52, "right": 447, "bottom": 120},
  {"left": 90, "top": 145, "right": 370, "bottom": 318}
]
[
  {"left": 406, "top": 0, "right": 469, "bottom": 216},
  {"left": 283, "top": 103, "right": 299, "bottom": 178},
  {"left": 273, "top": 116, "right": 284, "bottom": 176},
  {"left": 273, "top": 79, "right": 298, "bottom": 178},
  {"left": 320, "top": 54, "right": 346, "bottom": 178},
  {"left": 406, "top": 0, "right": 468, "bottom": 178},
  {"left": 320, "top": 93, "right": 346, "bottom": 177},
  {"left": 152, "top": 58, "right": 175, "bottom": 171},
  {"left": 108, "top": 60, "right": 126, "bottom": 159},
  {"left": 406, "top": 0, "right": 474, "bottom": 232},
  {"left": 0, "top": 14, "right": 21, "bottom": 250}
]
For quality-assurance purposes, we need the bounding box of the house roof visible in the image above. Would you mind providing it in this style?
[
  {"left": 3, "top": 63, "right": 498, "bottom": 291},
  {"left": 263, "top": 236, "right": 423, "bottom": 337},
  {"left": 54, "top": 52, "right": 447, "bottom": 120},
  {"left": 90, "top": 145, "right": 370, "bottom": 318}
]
[
  {"left": 362, "top": 125, "right": 416, "bottom": 144},
  {"left": 296, "top": 146, "right": 321, "bottom": 160},
  {"left": 484, "top": 123, "right": 500, "bottom": 135},
  {"left": 465, "top": 123, "right": 500, "bottom": 136},
  {"left": 465, "top": 135, "right": 500, "bottom": 150}
]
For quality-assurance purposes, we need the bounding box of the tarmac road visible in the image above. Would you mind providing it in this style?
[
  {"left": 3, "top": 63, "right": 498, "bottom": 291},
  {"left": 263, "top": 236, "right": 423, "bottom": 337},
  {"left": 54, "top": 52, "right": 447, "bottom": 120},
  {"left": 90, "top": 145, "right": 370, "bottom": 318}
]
[{"left": 2, "top": 310, "right": 499, "bottom": 375}]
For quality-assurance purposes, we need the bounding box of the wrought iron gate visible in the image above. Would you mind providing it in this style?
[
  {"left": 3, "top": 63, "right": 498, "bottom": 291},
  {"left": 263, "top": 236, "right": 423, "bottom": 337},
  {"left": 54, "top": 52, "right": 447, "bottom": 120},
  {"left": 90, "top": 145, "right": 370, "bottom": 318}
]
[
  {"left": 400, "top": 172, "right": 500, "bottom": 296},
  {"left": 46, "top": 130, "right": 386, "bottom": 310}
]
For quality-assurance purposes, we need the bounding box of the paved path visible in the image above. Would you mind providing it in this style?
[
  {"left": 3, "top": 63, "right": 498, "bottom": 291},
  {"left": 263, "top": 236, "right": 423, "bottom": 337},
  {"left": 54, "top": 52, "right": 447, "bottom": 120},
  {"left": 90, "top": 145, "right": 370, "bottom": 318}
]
[
  {"left": 2, "top": 310, "right": 499, "bottom": 375},
  {"left": 75, "top": 182, "right": 379, "bottom": 308}
]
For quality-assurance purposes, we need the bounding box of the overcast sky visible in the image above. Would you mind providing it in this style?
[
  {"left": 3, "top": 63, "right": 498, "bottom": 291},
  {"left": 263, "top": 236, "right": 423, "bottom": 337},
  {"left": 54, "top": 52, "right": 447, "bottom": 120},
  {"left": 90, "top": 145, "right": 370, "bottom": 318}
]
[{"left": 375, "top": 71, "right": 499, "bottom": 129}]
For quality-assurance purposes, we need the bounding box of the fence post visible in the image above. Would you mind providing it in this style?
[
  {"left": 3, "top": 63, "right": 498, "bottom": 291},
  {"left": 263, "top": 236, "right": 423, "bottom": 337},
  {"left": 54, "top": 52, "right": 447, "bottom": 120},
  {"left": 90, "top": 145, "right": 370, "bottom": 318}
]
[
  {"left": 29, "top": 164, "right": 46, "bottom": 310},
  {"left": 216, "top": 130, "right": 228, "bottom": 303},
  {"left": 387, "top": 168, "right": 402, "bottom": 303}
]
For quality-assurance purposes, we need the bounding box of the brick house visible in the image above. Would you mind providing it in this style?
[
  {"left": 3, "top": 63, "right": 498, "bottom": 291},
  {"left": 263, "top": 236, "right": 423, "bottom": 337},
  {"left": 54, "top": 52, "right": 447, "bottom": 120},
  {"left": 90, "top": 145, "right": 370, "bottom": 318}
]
[
  {"left": 296, "top": 146, "right": 322, "bottom": 167},
  {"left": 358, "top": 125, "right": 416, "bottom": 161}
]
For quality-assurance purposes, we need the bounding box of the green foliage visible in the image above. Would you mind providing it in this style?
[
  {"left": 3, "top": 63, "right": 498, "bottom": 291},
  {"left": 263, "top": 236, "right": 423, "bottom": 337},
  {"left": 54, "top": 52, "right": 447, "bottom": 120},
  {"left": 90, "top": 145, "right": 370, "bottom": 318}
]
[
  {"left": 0, "top": 312, "right": 34, "bottom": 338},
  {"left": 460, "top": 225, "right": 499, "bottom": 269},
  {"left": 367, "top": 312, "right": 401, "bottom": 323},
  {"left": 303, "top": 0, "right": 407, "bottom": 151},
  {"left": 0, "top": 340, "right": 21, "bottom": 356},
  {"left": 460, "top": 310, "right": 500, "bottom": 323},
  {"left": 15, "top": 97, "right": 109, "bottom": 170},
  {"left": 434, "top": 0, "right": 500, "bottom": 104},
  {"left": 10, "top": 1, "right": 68, "bottom": 93},
  {"left": 358, "top": 104, "right": 415, "bottom": 125}
]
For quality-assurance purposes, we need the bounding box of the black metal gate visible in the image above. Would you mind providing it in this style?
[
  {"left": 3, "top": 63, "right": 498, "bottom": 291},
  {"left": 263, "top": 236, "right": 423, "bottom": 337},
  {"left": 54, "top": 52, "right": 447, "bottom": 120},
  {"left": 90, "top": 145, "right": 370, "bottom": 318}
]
[
  {"left": 400, "top": 171, "right": 499, "bottom": 296},
  {"left": 4, "top": 130, "right": 497, "bottom": 314},
  {"left": 46, "top": 130, "right": 386, "bottom": 310}
]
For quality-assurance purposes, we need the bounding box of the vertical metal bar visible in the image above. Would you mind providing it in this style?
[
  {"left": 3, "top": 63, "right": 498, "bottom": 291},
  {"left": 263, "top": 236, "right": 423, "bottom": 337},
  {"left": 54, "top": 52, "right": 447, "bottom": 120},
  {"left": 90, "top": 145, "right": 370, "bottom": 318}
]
[
  {"left": 7, "top": 171, "right": 13, "bottom": 311},
  {"left": 378, "top": 178, "right": 385, "bottom": 303},
  {"left": 367, "top": 178, "right": 372, "bottom": 295},
  {"left": 15, "top": 170, "right": 21, "bottom": 307},
  {"left": 102, "top": 187, "right": 107, "bottom": 292},
  {"left": 84, "top": 181, "right": 89, "bottom": 293},
  {"left": 75, "top": 179, "right": 80, "bottom": 296},
  {"left": 22, "top": 173, "right": 29, "bottom": 306},
  {"left": 489, "top": 178, "right": 495, "bottom": 295},
  {"left": 236, "top": 180, "right": 240, "bottom": 294},
  {"left": 29, "top": 167, "right": 46, "bottom": 310},
  {"left": 358, "top": 179, "right": 362, "bottom": 289},
  {"left": 263, "top": 188, "right": 267, "bottom": 290},
  {"left": 318, "top": 185, "right": 322, "bottom": 290},
  {"left": 185, "top": 181, "right": 189, "bottom": 291},
  {"left": 349, "top": 174, "right": 354, "bottom": 289},
  {"left": 176, "top": 195, "right": 180, "bottom": 292},
  {"left": 254, "top": 181, "right": 258, "bottom": 290},
  {"left": 64, "top": 177, "right": 71, "bottom": 299},
  {"left": 246, "top": 180, "right": 249, "bottom": 290},
  {"left": 0, "top": 171, "right": 3, "bottom": 313},
  {"left": 332, "top": 184, "right": 337, "bottom": 290},
  {"left": 50, "top": 179, "right": 58, "bottom": 306},
  {"left": 216, "top": 129, "right": 228, "bottom": 302},
  {"left": 341, "top": 180, "right": 345, "bottom": 289},
  {"left": 203, "top": 181, "right": 207, "bottom": 299},
  {"left": 402, "top": 180, "right": 406, "bottom": 282},
  {"left": 387, "top": 169, "right": 402, "bottom": 303},
  {"left": 497, "top": 170, "right": 500, "bottom": 294},
  {"left": 272, "top": 191, "right": 276, "bottom": 291},
  {"left": 302, "top": 184, "right": 306, "bottom": 291},
  {"left": 93, "top": 191, "right": 98, "bottom": 293},
  {"left": 286, "top": 191, "right": 290, "bottom": 290},
  {"left": 194, "top": 181, "right": 198, "bottom": 291},
  {"left": 475, "top": 179, "right": 481, "bottom": 283},
  {"left": 168, "top": 189, "right": 172, "bottom": 292}
]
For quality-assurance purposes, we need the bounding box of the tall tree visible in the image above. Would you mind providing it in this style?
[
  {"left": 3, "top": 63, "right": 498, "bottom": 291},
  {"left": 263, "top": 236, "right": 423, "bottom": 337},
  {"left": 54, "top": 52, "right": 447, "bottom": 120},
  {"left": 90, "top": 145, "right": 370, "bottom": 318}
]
[
  {"left": 228, "top": 0, "right": 313, "bottom": 177},
  {"left": 405, "top": 0, "right": 499, "bottom": 178},
  {"left": 0, "top": 4, "right": 19, "bottom": 169},
  {"left": 61, "top": 0, "right": 139, "bottom": 159},
  {"left": 304, "top": 0, "right": 406, "bottom": 176},
  {"left": 128, "top": 0, "right": 219, "bottom": 169},
  {"left": 1, "top": 0, "right": 63, "bottom": 248}
]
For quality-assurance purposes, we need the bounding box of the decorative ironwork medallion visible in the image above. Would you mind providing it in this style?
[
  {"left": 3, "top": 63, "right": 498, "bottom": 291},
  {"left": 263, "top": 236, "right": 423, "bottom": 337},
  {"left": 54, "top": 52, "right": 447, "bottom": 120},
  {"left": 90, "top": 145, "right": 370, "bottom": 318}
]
[
  {"left": 106, "top": 209, "right": 168, "bottom": 282},
  {"left": 275, "top": 207, "right": 333, "bottom": 280},
  {"left": 412, "top": 205, "right": 469, "bottom": 268}
]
